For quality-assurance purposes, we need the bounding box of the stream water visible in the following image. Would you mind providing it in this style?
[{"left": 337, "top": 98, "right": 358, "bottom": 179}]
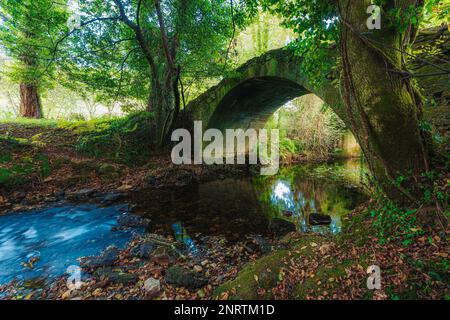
[{"left": 0, "top": 159, "right": 367, "bottom": 291}]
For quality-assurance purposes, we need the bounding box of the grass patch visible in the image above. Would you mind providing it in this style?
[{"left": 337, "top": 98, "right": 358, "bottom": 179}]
[
  {"left": 0, "top": 134, "right": 52, "bottom": 187},
  {"left": 0, "top": 118, "right": 58, "bottom": 128}
]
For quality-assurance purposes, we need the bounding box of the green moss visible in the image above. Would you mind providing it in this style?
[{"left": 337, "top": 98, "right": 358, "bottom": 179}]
[
  {"left": 0, "top": 153, "right": 51, "bottom": 187},
  {"left": 214, "top": 249, "right": 290, "bottom": 300},
  {"left": 292, "top": 258, "right": 353, "bottom": 299},
  {"left": 214, "top": 235, "right": 325, "bottom": 300},
  {"left": 63, "top": 112, "right": 155, "bottom": 165},
  {"left": 0, "top": 134, "right": 31, "bottom": 147}
]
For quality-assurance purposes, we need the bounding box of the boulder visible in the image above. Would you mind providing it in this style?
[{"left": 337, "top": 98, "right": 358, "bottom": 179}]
[{"left": 268, "top": 218, "right": 296, "bottom": 238}]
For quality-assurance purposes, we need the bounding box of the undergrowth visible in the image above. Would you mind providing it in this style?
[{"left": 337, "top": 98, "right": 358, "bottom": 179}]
[
  {"left": 368, "top": 168, "right": 448, "bottom": 246},
  {"left": 61, "top": 112, "right": 155, "bottom": 165}
]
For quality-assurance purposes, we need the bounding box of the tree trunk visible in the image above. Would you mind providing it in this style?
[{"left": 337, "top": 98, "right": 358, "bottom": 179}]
[
  {"left": 338, "top": 0, "right": 427, "bottom": 203},
  {"left": 149, "top": 70, "right": 179, "bottom": 147},
  {"left": 19, "top": 83, "right": 42, "bottom": 118}
]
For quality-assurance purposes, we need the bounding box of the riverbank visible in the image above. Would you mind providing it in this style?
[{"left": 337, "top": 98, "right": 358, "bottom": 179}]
[
  {"left": 0, "top": 118, "right": 257, "bottom": 214},
  {"left": 214, "top": 206, "right": 449, "bottom": 300}
]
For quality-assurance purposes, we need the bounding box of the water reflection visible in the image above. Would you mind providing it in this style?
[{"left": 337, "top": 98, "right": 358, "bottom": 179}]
[
  {"left": 130, "top": 159, "right": 367, "bottom": 239},
  {"left": 254, "top": 159, "right": 367, "bottom": 234}
]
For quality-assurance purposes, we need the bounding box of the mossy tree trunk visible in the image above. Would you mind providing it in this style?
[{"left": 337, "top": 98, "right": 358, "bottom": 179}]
[
  {"left": 338, "top": 0, "right": 428, "bottom": 203},
  {"left": 115, "top": 0, "right": 180, "bottom": 147}
]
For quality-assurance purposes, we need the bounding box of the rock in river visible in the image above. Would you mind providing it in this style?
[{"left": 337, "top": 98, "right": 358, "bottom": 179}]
[
  {"left": 309, "top": 213, "right": 332, "bottom": 226},
  {"left": 82, "top": 245, "right": 120, "bottom": 268},
  {"left": 268, "top": 218, "right": 296, "bottom": 237},
  {"left": 117, "top": 213, "right": 150, "bottom": 228},
  {"left": 165, "top": 265, "right": 207, "bottom": 290}
]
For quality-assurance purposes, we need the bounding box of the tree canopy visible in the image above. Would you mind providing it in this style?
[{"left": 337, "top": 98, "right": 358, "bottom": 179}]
[{"left": 0, "top": 0, "right": 69, "bottom": 91}]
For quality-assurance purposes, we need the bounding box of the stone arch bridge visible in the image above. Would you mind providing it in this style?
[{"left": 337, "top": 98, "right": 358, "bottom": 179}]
[{"left": 185, "top": 28, "right": 449, "bottom": 137}]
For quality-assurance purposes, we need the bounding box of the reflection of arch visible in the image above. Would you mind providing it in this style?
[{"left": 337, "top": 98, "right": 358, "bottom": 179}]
[{"left": 186, "top": 47, "right": 349, "bottom": 131}]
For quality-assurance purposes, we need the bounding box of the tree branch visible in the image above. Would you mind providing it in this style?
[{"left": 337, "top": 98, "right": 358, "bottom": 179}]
[
  {"left": 154, "top": 0, "right": 175, "bottom": 70},
  {"left": 113, "top": 0, "right": 139, "bottom": 31},
  {"left": 114, "top": 0, "right": 158, "bottom": 79}
]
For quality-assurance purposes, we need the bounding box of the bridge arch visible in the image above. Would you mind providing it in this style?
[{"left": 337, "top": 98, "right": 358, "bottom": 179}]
[{"left": 186, "top": 48, "right": 347, "bottom": 131}]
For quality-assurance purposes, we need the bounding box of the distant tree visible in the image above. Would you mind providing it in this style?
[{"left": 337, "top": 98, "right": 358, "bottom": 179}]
[{"left": 0, "top": 0, "right": 69, "bottom": 118}]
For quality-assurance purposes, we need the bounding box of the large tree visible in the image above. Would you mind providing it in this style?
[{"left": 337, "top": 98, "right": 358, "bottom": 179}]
[
  {"left": 263, "top": 0, "right": 448, "bottom": 202},
  {"left": 0, "top": 0, "right": 69, "bottom": 118},
  {"left": 57, "top": 0, "right": 253, "bottom": 145}
]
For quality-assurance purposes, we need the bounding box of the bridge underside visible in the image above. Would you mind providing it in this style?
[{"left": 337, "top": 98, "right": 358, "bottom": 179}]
[{"left": 208, "top": 76, "right": 309, "bottom": 130}]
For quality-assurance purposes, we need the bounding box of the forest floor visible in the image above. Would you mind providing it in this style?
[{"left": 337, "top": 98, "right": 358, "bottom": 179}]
[{"left": 0, "top": 120, "right": 448, "bottom": 300}]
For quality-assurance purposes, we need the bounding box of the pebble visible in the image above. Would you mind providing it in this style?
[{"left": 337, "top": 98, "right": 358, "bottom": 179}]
[
  {"left": 193, "top": 265, "right": 203, "bottom": 273},
  {"left": 143, "top": 278, "right": 161, "bottom": 298}
]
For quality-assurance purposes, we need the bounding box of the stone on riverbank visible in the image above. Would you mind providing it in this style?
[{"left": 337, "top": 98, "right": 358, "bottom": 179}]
[
  {"left": 143, "top": 278, "right": 161, "bottom": 298},
  {"left": 268, "top": 218, "right": 296, "bottom": 238},
  {"left": 131, "top": 242, "right": 156, "bottom": 259},
  {"left": 165, "top": 265, "right": 207, "bottom": 290}
]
